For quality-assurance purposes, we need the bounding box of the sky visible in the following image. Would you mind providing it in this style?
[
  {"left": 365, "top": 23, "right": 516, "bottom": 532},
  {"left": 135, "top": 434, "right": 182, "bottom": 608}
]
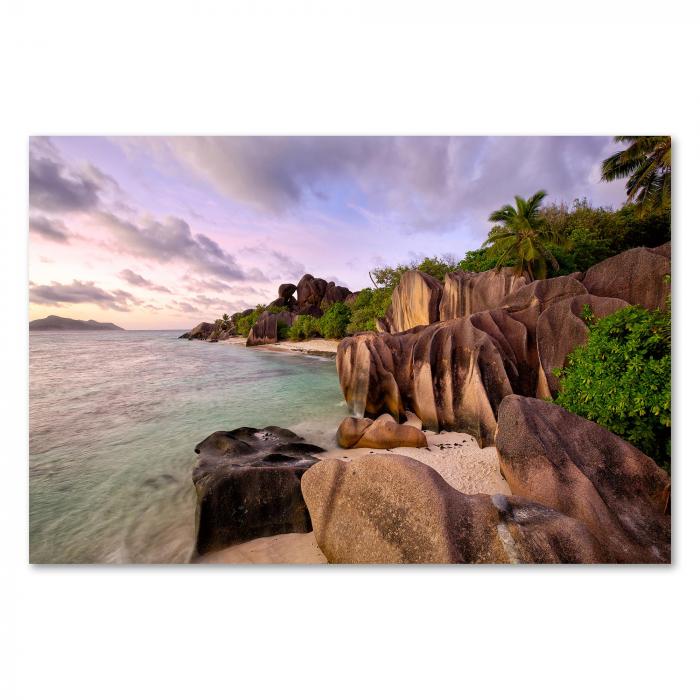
[{"left": 28, "top": 136, "right": 628, "bottom": 330}]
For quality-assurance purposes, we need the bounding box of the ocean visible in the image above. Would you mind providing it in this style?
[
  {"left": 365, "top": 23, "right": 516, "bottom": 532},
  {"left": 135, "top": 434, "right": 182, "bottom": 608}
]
[{"left": 28, "top": 331, "right": 348, "bottom": 564}]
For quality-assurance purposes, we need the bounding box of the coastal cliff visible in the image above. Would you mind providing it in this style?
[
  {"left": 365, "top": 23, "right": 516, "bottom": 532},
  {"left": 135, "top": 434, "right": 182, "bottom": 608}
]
[{"left": 29, "top": 315, "right": 124, "bottom": 331}]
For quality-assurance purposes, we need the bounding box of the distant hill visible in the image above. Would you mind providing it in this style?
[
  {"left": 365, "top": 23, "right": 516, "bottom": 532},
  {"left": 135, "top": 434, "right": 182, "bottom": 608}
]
[{"left": 29, "top": 315, "right": 125, "bottom": 331}]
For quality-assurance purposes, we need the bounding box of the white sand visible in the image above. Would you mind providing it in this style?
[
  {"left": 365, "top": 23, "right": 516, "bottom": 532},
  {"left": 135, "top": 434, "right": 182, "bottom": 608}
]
[
  {"left": 220, "top": 337, "right": 339, "bottom": 356},
  {"left": 194, "top": 532, "right": 327, "bottom": 564},
  {"left": 321, "top": 429, "right": 511, "bottom": 497}
]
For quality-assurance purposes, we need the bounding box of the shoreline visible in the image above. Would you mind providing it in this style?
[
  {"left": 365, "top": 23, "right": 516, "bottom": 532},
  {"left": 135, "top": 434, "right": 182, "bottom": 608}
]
[
  {"left": 195, "top": 421, "right": 510, "bottom": 564},
  {"left": 220, "top": 336, "right": 339, "bottom": 357}
]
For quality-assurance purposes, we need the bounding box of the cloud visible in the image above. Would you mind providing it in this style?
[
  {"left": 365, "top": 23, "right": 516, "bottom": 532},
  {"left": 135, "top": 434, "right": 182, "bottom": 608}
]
[
  {"left": 98, "top": 211, "right": 266, "bottom": 282},
  {"left": 119, "top": 268, "right": 172, "bottom": 294},
  {"left": 139, "top": 136, "right": 627, "bottom": 236},
  {"left": 29, "top": 280, "right": 142, "bottom": 312},
  {"left": 29, "top": 215, "right": 71, "bottom": 243},
  {"left": 239, "top": 244, "right": 305, "bottom": 281},
  {"left": 29, "top": 150, "right": 102, "bottom": 213}
]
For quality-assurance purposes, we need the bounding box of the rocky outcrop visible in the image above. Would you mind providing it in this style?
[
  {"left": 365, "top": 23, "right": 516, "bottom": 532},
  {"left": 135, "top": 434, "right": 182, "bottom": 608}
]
[
  {"left": 536, "top": 294, "right": 630, "bottom": 397},
  {"left": 301, "top": 454, "right": 610, "bottom": 563},
  {"left": 495, "top": 396, "right": 671, "bottom": 563},
  {"left": 296, "top": 273, "right": 328, "bottom": 310},
  {"left": 278, "top": 283, "right": 297, "bottom": 301},
  {"left": 246, "top": 310, "right": 293, "bottom": 346},
  {"left": 192, "top": 426, "right": 324, "bottom": 555},
  {"left": 439, "top": 268, "right": 529, "bottom": 321},
  {"left": 385, "top": 270, "right": 443, "bottom": 333},
  {"left": 180, "top": 321, "right": 215, "bottom": 340},
  {"left": 336, "top": 414, "right": 427, "bottom": 449},
  {"left": 336, "top": 269, "right": 651, "bottom": 443},
  {"left": 582, "top": 246, "right": 671, "bottom": 310}
]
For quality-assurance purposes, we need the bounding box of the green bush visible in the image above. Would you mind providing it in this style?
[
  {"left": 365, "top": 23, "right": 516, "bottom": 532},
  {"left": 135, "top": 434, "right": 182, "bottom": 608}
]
[
  {"left": 288, "top": 314, "right": 320, "bottom": 341},
  {"left": 347, "top": 287, "right": 393, "bottom": 333},
  {"left": 371, "top": 255, "right": 459, "bottom": 289},
  {"left": 276, "top": 321, "right": 290, "bottom": 340},
  {"left": 554, "top": 304, "right": 671, "bottom": 471},
  {"left": 235, "top": 304, "right": 265, "bottom": 336},
  {"left": 317, "top": 302, "right": 352, "bottom": 339}
]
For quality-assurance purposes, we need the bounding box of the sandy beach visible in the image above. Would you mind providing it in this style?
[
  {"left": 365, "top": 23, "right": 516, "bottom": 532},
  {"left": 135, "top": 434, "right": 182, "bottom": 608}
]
[
  {"left": 221, "top": 336, "right": 339, "bottom": 356},
  {"left": 194, "top": 412, "right": 510, "bottom": 564}
]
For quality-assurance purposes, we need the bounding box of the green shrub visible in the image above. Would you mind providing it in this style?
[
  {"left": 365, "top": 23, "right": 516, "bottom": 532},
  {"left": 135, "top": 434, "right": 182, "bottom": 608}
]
[
  {"left": 276, "top": 321, "right": 290, "bottom": 340},
  {"left": 318, "top": 302, "right": 352, "bottom": 339},
  {"left": 288, "top": 314, "right": 320, "bottom": 341},
  {"left": 371, "top": 255, "right": 459, "bottom": 289},
  {"left": 554, "top": 304, "right": 671, "bottom": 471},
  {"left": 235, "top": 304, "right": 265, "bottom": 336},
  {"left": 347, "top": 287, "right": 393, "bottom": 333}
]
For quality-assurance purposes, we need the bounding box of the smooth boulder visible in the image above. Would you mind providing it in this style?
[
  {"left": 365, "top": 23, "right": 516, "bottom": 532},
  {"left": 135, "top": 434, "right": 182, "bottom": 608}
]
[
  {"left": 495, "top": 396, "right": 671, "bottom": 563},
  {"left": 301, "top": 454, "right": 610, "bottom": 563},
  {"left": 336, "top": 414, "right": 427, "bottom": 449},
  {"left": 582, "top": 246, "right": 671, "bottom": 311}
]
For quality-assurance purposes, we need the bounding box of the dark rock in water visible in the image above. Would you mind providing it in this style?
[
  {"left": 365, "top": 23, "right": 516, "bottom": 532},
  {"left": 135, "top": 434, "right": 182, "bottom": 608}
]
[
  {"left": 495, "top": 396, "right": 671, "bottom": 563},
  {"left": 301, "top": 454, "right": 610, "bottom": 563},
  {"left": 582, "top": 246, "right": 671, "bottom": 311},
  {"left": 180, "top": 321, "right": 215, "bottom": 340},
  {"left": 192, "top": 426, "right": 324, "bottom": 555}
]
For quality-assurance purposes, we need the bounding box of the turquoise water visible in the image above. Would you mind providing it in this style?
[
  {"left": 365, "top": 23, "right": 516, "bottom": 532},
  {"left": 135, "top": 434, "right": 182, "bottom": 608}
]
[{"left": 29, "top": 331, "right": 348, "bottom": 564}]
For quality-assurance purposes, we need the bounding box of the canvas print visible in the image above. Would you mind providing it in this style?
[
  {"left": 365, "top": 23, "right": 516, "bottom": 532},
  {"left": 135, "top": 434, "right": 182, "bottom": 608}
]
[{"left": 28, "top": 136, "right": 671, "bottom": 564}]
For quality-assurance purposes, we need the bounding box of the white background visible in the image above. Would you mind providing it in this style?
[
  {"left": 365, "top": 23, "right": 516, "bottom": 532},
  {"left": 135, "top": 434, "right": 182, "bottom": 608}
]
[{"left": 1, "top": 2, "right": 698, "bottom": 699}]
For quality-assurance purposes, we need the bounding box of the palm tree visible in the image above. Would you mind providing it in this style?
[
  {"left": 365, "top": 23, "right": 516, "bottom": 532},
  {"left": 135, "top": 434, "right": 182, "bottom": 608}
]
[
  {"left": 601, "top": 136, "right": 671, "bottom": 213},
  {"left": 485, "top": 190, "right": 558, "bottom": 280}
]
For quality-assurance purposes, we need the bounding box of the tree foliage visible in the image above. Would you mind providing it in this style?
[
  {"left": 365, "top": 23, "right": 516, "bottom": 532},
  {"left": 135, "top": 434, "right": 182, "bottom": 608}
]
[
  {"left": 554, "top": 304, "right": 671, "bottom": 471},
  {"left": 601, "top": 136, "right": 671, "bottom": 214},
  {"left": 317, "top": 302, "right": 352, "bottom": 339},
  {"left": 347, "top": 287, "right": 393, "bottom": 333},
  {"left": 484, "top": 190, "right": 558, "bottom": 279},
  {"left": 288, "top": 314, "right": 320, "bottom": 341}
]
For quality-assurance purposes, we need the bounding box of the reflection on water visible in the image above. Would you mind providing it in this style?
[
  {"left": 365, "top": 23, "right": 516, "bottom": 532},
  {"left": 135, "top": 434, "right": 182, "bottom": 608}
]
[{"left": 29, "top": 331, "right": 347, "bottom": 563}]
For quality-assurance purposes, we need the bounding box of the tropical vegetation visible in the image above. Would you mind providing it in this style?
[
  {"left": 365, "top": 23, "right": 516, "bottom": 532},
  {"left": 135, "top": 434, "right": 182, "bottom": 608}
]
[{"left": 554, "top": 304, "right": 671, "bottom": 471}]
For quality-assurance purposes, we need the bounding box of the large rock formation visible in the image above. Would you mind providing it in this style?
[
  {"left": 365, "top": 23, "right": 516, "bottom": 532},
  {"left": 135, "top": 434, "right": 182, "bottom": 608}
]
[
  {"left": 301, "top": 454, "right": 610, "bottom": 563},
  {"left": 495, "top": 396, "right": 671, "bottom": 563},
  {"left": 192, "top": 426, "right": 324, "bottom": 555},
  {"left": 246, "top": 310, "right": 294, "bottom": 346},
  {"left": 338, "top": 276, "right": 599, "bottom": 444},
  {"left": 336, "top": 414, "right": 427, "bottom": 449},
  {"left": 535, "top": 294, "right": 630, "bottom": 397},
  {"left": 582, "top": 246, "right": 671, "bottom": 311},
  {"left": 439, "top": 268, "right": 529, "bottom": 321},
  {"left": 385, "top": 270, "right": 443, "bottom": 333}
]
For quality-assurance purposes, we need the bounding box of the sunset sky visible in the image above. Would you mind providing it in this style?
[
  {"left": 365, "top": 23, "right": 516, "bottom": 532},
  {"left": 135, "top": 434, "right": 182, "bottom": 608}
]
[{"left": 29, "top": 136, "right": 627, "bottom": 330}]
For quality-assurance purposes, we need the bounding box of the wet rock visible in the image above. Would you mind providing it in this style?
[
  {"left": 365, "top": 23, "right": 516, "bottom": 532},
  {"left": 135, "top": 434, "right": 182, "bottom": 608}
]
[
  {"left": 301, "top": 454, "right": 609, "bottom": 563},
  {"left": 192, "top": 426, "right": 324, "bottom": 555},
  {"left": 495, "top": 396, "right": 671, "bottom": 563}
]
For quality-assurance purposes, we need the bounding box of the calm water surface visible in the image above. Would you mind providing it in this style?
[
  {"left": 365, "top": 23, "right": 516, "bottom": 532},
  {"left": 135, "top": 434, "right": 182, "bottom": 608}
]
[{"left": 29, "top": 331, "right": 348, "bottom": 563}]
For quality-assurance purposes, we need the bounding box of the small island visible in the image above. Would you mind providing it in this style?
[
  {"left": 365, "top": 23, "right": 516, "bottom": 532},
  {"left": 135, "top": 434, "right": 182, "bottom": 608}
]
[{"left": 29, "top": 315, "right": 125, "bottom": 331}]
